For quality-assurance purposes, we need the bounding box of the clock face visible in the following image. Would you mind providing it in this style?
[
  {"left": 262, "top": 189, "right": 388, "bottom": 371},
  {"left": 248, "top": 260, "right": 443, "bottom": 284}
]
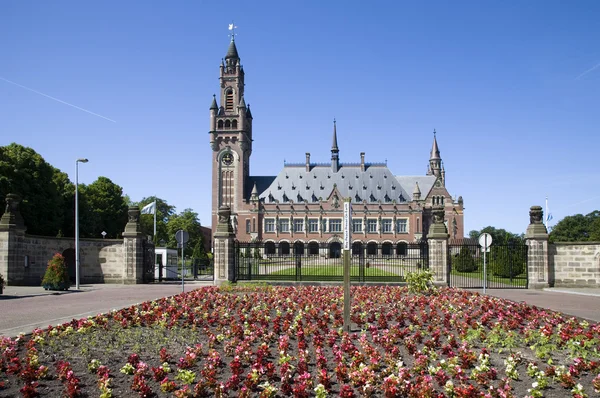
[{"left": 222, "top": 153, "right": 233, "bottom": 166}]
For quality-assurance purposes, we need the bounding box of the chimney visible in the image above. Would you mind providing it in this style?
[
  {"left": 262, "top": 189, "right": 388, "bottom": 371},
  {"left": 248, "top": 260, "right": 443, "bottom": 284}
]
[
  {"left": 360, "top": 152, "right": 365, "bottom": 172},
  {"left": 305, "top": 152, "right": 310, "bottom": 172}
]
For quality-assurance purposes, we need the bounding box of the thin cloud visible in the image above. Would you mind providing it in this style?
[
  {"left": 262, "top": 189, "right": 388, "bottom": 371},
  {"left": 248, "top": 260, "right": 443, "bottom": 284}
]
[
  {"left": 564, "top": 195, "right": 600, "bottom": 209},
  {"left": 575, "top": 61, "right": 600, "bottom": 80},
  {"left": 0, "top": 77, "right": 116, "bottom": 123}
]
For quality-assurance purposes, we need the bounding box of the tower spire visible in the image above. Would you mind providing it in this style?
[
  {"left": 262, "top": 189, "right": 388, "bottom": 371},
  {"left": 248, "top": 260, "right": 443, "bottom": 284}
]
[
  {"left": 430, "top": 129, "right": 440, "bottom": 160},
  {"left": 331, "top": 119, "right": 339, "bottom": 172},
  {"left": 427, "top": 129, "right": 443, "bottom": 181}
]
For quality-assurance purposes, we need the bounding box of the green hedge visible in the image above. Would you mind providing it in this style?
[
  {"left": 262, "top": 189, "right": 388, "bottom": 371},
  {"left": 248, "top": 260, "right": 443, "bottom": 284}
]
[{"left": 453, "top": 246, "right": 477, "bottom": 272}]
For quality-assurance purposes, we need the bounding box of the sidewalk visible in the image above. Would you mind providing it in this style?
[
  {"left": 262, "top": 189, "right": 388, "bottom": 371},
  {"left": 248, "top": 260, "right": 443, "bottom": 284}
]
[{"left": 0, "top": 281, "right": 213, "bottom": 337}]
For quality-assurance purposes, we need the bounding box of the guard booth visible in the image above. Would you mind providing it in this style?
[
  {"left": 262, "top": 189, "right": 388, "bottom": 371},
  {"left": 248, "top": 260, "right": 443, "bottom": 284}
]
[{"left": 155, "top": 247, "right": 178, "bottom": 281}]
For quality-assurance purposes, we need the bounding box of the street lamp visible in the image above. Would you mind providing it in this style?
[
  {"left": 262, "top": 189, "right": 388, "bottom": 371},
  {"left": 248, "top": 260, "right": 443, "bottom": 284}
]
[{"left": 75, "top": 158, "right": 89, "bottom": 290}]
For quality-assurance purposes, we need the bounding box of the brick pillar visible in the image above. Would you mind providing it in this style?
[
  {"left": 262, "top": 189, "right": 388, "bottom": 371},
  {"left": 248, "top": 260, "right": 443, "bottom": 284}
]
[
  {"left": 525, "top": 205, "right": 550, "bottom": 289},
  {"left": 427, "top": 205, "right": 449, "bottom": 286},
  {"left": 213, "top": 206, "right": 235, "bottom": 285},
  {"left": 0, "top": 194, "right": 27, "bottom": 286},
  {"left": 122, "top": 206, "right": 144, "bottom": 284}
]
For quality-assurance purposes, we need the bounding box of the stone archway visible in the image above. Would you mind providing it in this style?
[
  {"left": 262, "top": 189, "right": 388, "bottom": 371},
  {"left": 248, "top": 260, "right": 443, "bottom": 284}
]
[{"left": 62, "top": 248, "right": 76, "bottom": 283}]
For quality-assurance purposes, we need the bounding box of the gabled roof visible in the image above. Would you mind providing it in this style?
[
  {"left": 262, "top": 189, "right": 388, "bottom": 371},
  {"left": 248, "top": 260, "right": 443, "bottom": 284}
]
[
  {"left": 256, "top": 163, "right": 416, "bottom": 205},
  {"left": 395, "top": 176, "right": 437, "bottom": 200}
]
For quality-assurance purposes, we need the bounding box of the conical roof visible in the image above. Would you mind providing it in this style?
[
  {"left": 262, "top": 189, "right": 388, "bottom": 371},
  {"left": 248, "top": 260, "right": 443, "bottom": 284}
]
[
  {"left": 430, "top": 129, "right": 440, "bottom": 159},
  {"left": 331, "top": 119, "right": 339, "bottom": 152},
  {"left": 225, "top": 39, "right": 239, "bottom": 59},
  {"left": 210, "top": 94, "right": 218, "bottom": 110},
  {"left": 413, "top": 182, "right": 421, "bottom": 196}
]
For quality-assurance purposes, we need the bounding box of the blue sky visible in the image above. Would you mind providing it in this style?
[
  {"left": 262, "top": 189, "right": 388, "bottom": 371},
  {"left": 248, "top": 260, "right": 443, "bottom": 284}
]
[{"left": 1, "top": 1, "right": 599, "bottom": 236}]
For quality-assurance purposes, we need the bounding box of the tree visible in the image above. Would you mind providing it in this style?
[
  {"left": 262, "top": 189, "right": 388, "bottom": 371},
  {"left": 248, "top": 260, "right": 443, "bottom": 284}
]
[
  {"left": 549, "top": 211, "right": 600, "bottom": 242},
  {"left": 453, "top": 245, "right": 477, "bottom": 272},
  {"left": 166, "top": 208, "right": 203, "bottom": 257},
  {"left": 137, "top": 196, "right": 176, "bottom": 245},
  {"left": 0, "top": 143, "right": 70, "bottom": 236},
  {"left": 468, "top": 226, "right": 524, "bottom": 246},
  {"left": 78, "top": 177, "right": 128, "bottom": 239}
]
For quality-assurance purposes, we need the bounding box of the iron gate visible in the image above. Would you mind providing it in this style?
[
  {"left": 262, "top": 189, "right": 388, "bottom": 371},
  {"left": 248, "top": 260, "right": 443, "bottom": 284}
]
[
  {"left": 447, "top": 239, "right": 528, "bottom": 289},
  {"left": 234, "top": 240, "right": 428, "bottom": 283},
  {"left": 142, "top": 239, "right": 155, "bottom": 283}
]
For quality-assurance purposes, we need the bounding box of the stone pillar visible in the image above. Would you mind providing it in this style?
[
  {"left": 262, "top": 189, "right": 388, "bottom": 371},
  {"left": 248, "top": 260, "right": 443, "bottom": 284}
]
[
  {"left": 525, "top": 205, "right": 550, "bottom": 289},
  {"left": 122, "top": 206, "right": 144, "bottom": 284},
  {"left": 0, "top": 194, "right": 27, "bottom": 285},
  {"left": 427, "top": 205, "right": 449, "bottom": 286},
  {"left": 213, "top": 206, "right": 236, "bottom": 285}
]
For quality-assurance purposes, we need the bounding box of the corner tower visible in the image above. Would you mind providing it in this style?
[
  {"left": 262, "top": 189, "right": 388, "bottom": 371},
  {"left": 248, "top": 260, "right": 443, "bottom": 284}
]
[
  {"left": 427, "top": 129, "right": 444, "bottom": 185},
  {"left": 209, "top": 32, "right": 253, "bottom": 233}
]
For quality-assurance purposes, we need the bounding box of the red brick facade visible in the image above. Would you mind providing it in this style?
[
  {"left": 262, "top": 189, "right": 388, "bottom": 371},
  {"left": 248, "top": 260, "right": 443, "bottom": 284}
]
[{"left": 209, "top": 39, "right": 464, "bottom": 249}]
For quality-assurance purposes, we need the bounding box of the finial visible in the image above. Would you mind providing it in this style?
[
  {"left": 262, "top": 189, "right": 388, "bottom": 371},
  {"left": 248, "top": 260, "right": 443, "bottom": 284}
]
[
  {"left": 334, "top": 118, "right": 336, "bottom": 125},
  {"left": 228, "top": 22, "right": 238, "bottom": 41},
  {"left": 433, "top": 128, "right": 436, "bottom": 136}
]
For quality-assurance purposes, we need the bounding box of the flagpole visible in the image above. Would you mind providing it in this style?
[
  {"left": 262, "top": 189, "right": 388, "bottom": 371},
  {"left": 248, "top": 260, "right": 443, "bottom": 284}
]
[
  {"left": 545, "top": 196, "right": 548, "bottom": 229},
  {"left": 153, "top": 200, "right": 157, "bottom": 237}
]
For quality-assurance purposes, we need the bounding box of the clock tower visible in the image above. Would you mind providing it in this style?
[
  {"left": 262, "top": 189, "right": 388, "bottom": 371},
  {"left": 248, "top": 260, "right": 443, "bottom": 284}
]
[{"left": 209, "top": 33, "right": 253, "bottom": 234}]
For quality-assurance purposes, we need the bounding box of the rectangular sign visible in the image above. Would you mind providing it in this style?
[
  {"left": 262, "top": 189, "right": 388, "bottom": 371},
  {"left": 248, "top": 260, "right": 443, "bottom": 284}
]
[{"left": 343, "top": 201, "right": 352, "bottom": 250}]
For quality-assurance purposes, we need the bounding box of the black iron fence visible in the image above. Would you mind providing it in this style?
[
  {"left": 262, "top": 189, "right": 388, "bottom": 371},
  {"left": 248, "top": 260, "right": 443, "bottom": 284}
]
[
  {"left": 234, "top": 241, "right": 428, "bottom": 282},
  {"left": 154, "top": 256, "right": 214, "bottom": 282},
  {"left": 447, "top": 240, "right": 528, "bottom": 289}
]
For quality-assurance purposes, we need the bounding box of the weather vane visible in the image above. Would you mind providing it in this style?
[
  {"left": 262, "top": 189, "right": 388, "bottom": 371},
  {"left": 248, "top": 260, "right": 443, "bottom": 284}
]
[{"left": 228, "top": 22, "right": 238, "bottom": 41}]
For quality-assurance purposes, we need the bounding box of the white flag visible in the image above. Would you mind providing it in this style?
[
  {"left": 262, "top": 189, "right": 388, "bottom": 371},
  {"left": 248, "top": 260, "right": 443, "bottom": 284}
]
[
  {"left": 141, "top": 201, "right": 156, "bottom": 215},
  {"left": 228, "top": 23, "right": 234, "bottom": 30}
]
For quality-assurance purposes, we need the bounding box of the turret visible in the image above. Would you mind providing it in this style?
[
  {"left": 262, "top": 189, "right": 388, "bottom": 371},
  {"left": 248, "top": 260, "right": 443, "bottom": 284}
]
[
  {"left": 331, "top": 119, "right": 339, "bottom": 173},
  {"left": 210, "top": 94, "right": 218, "bottom": 131},
  {"left": 427, "top": 129, "right": 443, "bottom": 180},
  {"left": 413, "top": 182, "right": 421, "bottom": 201}
]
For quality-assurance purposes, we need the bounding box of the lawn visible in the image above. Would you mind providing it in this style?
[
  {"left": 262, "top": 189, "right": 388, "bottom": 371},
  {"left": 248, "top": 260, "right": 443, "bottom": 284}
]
[
  {"left": 450, "top": 268, "right": 528, "bottom": 288},
  {"left": 1, "top": 285, "right": 599, "bottom": 397}
]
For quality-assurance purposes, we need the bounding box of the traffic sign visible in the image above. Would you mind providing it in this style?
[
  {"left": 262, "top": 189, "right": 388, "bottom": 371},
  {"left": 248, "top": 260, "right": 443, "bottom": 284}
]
[
  {"left": 175, "top": 230, "right": 189, "bottom": 245},
  {"left": 478, "top": 233, "right": 492, "bottom": 249}
]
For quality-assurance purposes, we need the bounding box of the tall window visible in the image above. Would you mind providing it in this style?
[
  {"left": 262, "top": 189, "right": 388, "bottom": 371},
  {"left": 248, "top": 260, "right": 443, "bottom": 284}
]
[
  {"left": 225, "top": 90, "right": 234, "bottom": 110},
  {"left": 308, "top": 219, "right": 318, "bottom": 232},
  {"left": 382, "top": 219, "right": 392, "bottom": 233},
  {"left": 220, "top": 170, "right": 234, "bottom": 207},
  {"left": 367, "top": 219, "right": 377, "bottom": 233},
  {"left": 396, "top": 219, "right": 408, "bottom": 233},
  {"left": 321, "top": 219, "right": 327, "bottom": 233},
  {"left": 246, "top": 219, "right": 251, "bottom": 233},
  {"left": 352, "top": 218, "right": 363, "bottom": 233},
  {"left": 293, "top": 219, "right": 304, "bottom": 232},
  {"left": 329, "top": 219, "right": 342, "bottom": 233},
  {"left": 279, "top": 219, "right": 290, "bottom": 233},
  {"left": 264, "top": 219, "right": 275, "bottom": 233}
]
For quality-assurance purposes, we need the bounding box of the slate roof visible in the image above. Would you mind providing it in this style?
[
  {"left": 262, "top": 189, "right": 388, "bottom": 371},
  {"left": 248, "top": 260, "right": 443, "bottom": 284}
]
[{"left": 252, "top": 163, "right": 437, "bottom": 205}]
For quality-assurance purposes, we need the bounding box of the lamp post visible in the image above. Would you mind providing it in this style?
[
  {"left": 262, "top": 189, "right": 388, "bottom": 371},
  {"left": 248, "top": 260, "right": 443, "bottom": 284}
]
[{"left": 75, "top": 158, "right": 89, "bottom": 290}]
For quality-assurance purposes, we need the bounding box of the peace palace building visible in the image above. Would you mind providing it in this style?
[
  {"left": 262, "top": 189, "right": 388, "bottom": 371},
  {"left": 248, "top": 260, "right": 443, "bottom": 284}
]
[{"left": 209, "top": 37, "right": 465, "bottom": 254}]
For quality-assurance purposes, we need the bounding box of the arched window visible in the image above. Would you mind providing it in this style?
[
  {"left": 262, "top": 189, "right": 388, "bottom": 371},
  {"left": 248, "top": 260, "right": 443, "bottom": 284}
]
[
  {"left": 367, "top": 242, "right": 377, "bottom": 256},
  {"left": 294, "top": 242, "right": 304, "bottom": 256},
  {"left": 225, "top": 90, "right": 234, "bottom": 110},
  {"left": 308, "top": 242, "right": 319, "bottom": 256},
  {"left": 396, "top": 242, "right": 407, "bottom": 256},
  {"left": 232, "top": 120, "right": 238, "bottom": 129},
  {"left": 352, "top": 242, "right": 363, "bottom": 257},
  {"left": 225, "top": 120, "right": 231, "bottom": 129},
  {"left": 382, "top": 242, "right": 392, "bottom": 256},
  {"left": 265, "top": 242, "right": 276, "bottom": 256},
  {"left": 218, "top": 120, "right": 224, "bottom": 129},
  {"left": 279, "top": 241, "right": 290, "bottom": 256},
  {"left": 329, "top": 242, "right": 341, "bottom": 258}
]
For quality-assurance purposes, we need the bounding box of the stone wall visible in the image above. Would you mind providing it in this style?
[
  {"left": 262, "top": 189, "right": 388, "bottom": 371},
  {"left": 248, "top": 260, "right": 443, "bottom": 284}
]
[
  {"left": 1, "top": 234, "right": 124, "bottom": 285},
  {"left": 549, "top": 242, "right": 600, "bottom": 287}
]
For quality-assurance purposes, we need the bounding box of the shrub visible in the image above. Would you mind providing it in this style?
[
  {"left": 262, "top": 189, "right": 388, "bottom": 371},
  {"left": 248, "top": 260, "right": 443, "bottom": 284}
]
[
  {"left": 41, "top": 253, "right": 71, "bottom": 290},
  {"left": 453, "top": 246, "right": 477, "bottom": 272},
  {"left": 405, "top": 269, "right": 436, "bottom": 295},
  {"left": 490, "top": 253, "right": 525, "bottom": 278}
]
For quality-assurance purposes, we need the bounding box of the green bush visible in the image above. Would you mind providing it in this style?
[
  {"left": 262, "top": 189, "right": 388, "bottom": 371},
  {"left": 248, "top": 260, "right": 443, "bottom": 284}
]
[
  {"left": 453, "top": 246, "right": 477, "bottom": 272},
  {"left": 41, "top": 252, "right": 71, "bottom": 290},
  {"left": 489, "top": 247, "right": 526, "bottom": 278},
  {"left": 405, "top": 269, "right": 436, "bottom": 295}
]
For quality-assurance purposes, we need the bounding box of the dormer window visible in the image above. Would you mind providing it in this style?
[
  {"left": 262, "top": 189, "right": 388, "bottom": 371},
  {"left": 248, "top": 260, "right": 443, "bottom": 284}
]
[{"left": 225, "top": 90, "right": 234, "bottom": 111}]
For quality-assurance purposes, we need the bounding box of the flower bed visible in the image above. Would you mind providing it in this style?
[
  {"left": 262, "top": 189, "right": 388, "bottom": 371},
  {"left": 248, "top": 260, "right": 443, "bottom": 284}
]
[{"left": 0, "top": 285, "right": 599, "bottom": 397}]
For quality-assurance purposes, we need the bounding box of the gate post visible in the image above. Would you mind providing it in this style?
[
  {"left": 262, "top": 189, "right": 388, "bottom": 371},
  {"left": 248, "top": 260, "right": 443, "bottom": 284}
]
[
  {"left": 0, "top": 194, "right": 27, "bottom": 286},
  {"left": 123, "top": 206, "right": 145, "bottom": 284},
  {"left": 213, "top": 206, "right": 236, "bottom": 285},
  {"left": 525, "top": 206, "right": 549, "bottom": 289},
  {"left": 427, "top": 205, "right": 449, "bottom": 287}
]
